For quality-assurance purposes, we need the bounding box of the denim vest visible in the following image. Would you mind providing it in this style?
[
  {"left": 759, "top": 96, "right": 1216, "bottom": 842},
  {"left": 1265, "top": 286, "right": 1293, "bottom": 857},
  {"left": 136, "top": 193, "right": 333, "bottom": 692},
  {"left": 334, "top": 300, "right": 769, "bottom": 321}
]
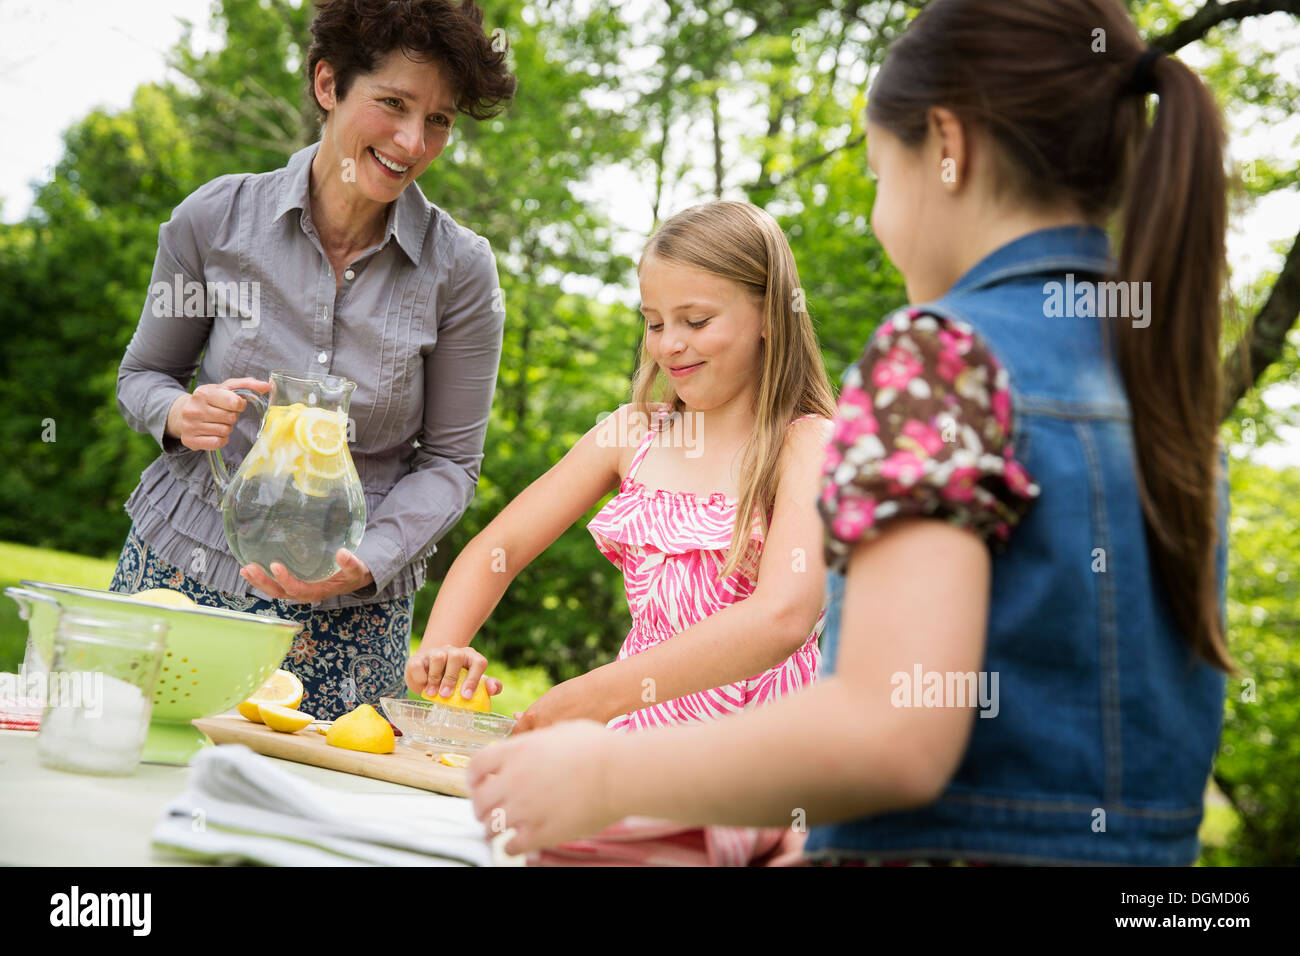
[{"left": 804, "top": 226, "right": 1227, "bottom": 866}]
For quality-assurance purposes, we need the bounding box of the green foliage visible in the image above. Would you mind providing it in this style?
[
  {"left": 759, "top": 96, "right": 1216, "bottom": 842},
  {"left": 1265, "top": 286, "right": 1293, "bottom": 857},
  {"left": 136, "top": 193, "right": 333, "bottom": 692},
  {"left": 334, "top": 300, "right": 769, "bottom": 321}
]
[
  {"left": 171, "top": 0, "right": 317, "bottom": 177},
  {"left": 0, "top": 6, "right": 1295, "bottom": 867},
  {"left": 1202, "top": 459, "right": 1300, "bottom": 865},
  {"left": 0, "top": 85, "right": 196, "bottom": 555}
]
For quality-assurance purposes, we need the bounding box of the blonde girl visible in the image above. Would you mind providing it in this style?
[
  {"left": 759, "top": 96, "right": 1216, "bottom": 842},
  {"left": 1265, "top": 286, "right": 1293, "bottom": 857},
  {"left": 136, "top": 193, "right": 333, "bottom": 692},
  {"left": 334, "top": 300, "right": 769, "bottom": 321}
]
[{"left": 406, "top": 201, "right": 835, "bottom": 732}]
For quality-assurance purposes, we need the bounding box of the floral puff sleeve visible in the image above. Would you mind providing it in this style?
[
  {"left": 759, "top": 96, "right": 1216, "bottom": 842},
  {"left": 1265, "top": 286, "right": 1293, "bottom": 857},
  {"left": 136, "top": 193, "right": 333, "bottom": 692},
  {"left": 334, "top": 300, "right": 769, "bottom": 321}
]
[{"left": 819, "top": 308, "right": 1041, "bottom": 574}]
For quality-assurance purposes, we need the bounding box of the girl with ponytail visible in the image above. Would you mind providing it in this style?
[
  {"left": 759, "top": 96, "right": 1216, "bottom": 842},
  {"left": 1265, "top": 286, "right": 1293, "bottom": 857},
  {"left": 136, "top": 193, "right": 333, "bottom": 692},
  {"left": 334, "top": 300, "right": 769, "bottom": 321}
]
[{"left": 471, "top": 0, "right": 1232, "bottom": 867}]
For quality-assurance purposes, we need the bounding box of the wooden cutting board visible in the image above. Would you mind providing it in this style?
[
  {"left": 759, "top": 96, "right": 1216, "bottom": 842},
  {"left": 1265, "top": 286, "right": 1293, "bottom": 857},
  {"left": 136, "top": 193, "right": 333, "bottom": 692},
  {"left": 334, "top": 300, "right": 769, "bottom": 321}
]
[{"left": 192, "top": 714, "right": 468, "bottom": 797}]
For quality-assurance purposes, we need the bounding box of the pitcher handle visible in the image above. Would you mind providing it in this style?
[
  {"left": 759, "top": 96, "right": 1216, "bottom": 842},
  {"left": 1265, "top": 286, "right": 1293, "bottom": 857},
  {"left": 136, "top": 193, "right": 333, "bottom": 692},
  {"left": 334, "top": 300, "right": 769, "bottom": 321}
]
[{"left": 206, "top": 388, "right": 271, "bottom": 496}]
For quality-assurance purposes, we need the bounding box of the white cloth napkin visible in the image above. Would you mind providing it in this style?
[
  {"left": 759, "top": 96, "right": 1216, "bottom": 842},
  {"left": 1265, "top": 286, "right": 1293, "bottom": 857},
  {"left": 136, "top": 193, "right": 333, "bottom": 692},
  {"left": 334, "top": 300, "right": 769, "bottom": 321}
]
[{"left": 151, "top": 744, "right": 498, "bottom": 866}]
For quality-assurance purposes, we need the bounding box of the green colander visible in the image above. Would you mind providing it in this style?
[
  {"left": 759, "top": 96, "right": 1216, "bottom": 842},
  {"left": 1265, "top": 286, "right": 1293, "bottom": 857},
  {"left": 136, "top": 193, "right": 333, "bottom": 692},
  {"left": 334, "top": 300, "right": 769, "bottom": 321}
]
[{"left": 9, "top": 581, "right": 302, "bottom": 765}]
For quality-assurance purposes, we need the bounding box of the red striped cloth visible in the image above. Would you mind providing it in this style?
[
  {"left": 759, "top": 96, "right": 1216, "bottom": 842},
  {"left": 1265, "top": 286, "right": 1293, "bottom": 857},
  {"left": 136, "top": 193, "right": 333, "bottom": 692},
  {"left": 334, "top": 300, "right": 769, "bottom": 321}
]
[{"left": 0, "top": 694, "right": 42, "bottom": 732}]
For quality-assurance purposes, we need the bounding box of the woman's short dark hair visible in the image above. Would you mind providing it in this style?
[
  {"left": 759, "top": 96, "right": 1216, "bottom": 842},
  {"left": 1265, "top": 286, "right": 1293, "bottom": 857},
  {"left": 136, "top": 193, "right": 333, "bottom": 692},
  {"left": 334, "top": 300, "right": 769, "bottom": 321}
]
[{"left": 306, "top": 0, "right": 516, "bottom": 122}]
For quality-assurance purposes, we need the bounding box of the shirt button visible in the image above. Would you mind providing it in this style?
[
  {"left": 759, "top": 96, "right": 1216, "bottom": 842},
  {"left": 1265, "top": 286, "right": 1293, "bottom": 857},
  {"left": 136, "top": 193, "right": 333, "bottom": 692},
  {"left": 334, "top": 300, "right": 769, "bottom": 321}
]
[
  {"left": 317, "top": 351, "right": 328, "bottom": 364},
  {"left": 344, "top": 269, "right": 356, "bottom": 280}
]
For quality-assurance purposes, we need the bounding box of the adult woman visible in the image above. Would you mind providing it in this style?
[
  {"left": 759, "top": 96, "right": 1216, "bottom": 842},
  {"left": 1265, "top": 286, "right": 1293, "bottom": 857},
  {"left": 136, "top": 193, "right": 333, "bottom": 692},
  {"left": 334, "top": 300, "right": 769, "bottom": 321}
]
[{"left": 113, "top": 0, "right": 515, "bottom": 719}]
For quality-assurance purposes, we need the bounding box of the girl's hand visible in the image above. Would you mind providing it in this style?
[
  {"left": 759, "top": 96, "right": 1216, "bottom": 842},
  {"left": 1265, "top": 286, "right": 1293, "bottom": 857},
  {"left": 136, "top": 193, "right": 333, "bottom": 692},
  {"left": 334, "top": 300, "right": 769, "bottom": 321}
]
[
  {"left": 240, "top": 549, "right": 372, "bottom": 604},
  {"left": 468, "top": 720, "right": 620, "bottom": 855},
  {"left": 512, "top": 675, "right": 607, "bottom": 734},
  {"left": 166, "top": 377, "right": 271, "bottom": 450},
  {"left": 405, "top": 644, "right": 503, "bottom": 701}
]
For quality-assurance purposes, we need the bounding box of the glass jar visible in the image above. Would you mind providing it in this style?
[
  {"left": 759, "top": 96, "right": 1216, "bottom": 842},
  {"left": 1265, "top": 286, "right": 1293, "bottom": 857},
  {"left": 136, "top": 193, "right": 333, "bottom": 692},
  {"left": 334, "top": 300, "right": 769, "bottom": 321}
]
[{"left": 37, "top": 611, "right": 167, "bottom": 776}]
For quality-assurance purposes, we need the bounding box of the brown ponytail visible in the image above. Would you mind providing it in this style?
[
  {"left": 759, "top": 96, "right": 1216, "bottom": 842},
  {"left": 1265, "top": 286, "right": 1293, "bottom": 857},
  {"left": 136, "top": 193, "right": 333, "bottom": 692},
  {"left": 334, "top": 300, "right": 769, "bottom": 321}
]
[
  {"left": 867, "top": 0, "right": 1232, "bottom": 670},
  {"left": 1115, "top": 52, "right": 1230, "bottom": 671}
]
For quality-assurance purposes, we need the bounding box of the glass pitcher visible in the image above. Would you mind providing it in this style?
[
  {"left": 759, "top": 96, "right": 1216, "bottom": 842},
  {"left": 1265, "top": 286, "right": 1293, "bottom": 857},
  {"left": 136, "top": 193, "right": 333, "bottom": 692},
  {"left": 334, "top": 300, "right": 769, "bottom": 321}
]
[{"left": 208, "top": 370, "right": 366, "bottom": 583}]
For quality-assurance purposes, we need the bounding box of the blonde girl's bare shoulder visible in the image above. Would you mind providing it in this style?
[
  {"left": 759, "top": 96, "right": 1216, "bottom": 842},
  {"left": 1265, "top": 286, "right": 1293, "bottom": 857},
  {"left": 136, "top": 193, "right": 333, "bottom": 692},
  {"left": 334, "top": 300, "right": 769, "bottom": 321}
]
[
  {"left": 782, "top": 414, "right": 835, "bottom": 467},
  {"left": 788, "top": 413, "right": 834, "bottom": 444},
  {"left": 618, "top": 402, "right": 674, "bottom": 443},
  {"left": 592, "top": 402, "right": 668, "bottom": 473}
]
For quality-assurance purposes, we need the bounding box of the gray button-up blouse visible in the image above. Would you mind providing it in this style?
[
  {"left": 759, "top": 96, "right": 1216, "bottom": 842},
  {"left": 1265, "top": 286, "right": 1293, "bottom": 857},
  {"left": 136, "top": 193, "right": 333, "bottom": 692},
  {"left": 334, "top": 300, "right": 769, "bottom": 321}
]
[{"left": 116, "top": 143, "right": 505, "bottom": 608}]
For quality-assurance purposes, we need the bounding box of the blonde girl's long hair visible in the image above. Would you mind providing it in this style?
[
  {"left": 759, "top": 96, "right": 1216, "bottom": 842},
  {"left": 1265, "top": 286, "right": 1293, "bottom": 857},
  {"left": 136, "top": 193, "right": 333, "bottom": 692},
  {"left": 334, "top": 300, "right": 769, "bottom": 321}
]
[{"left": 631, "top": 201, "right": 836, "bottom": 579}]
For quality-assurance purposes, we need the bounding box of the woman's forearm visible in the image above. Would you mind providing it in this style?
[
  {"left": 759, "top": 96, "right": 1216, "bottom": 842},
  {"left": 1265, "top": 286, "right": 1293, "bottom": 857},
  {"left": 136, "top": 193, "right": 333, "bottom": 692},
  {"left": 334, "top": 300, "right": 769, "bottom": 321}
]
[
  {"left": 587, "top": 590, "right": 818, "bottom": 721},
  {"left": 600, "top": 675, "right": 927, "bottom": 828},
  {"left": 162, "top": 394, "right": 189, "bottom": 440},
  {"left": 117, "top": 358, "right": 196, "bottom": 448}
]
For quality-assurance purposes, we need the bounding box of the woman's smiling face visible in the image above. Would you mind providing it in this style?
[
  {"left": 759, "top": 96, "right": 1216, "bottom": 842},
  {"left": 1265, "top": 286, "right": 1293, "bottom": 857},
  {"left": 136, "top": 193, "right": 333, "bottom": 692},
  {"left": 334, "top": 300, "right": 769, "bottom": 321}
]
[
  {"left": 314, "top": 49, "right": 458, "bottom": 202},
  {"left": 638, "top": 252, "right": 764, "bottom": 412}
]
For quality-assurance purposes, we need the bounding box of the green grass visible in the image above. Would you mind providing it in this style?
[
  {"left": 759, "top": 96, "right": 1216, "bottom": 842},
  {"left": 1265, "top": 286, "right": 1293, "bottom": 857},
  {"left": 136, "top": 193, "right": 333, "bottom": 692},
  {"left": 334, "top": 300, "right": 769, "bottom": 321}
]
[
  {"left": 0, "top": 541, "right": 119, "bottom": 671},
  {"left": 0, "top": 540, "right": 552, "bottom": 712}
]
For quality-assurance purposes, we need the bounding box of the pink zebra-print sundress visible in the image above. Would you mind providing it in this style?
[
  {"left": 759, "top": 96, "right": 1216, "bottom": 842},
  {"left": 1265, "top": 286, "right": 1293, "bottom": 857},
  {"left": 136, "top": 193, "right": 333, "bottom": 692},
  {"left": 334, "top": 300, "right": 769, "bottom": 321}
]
[{"left": 589, "top": 407, "right": 823, "bottom": 732}]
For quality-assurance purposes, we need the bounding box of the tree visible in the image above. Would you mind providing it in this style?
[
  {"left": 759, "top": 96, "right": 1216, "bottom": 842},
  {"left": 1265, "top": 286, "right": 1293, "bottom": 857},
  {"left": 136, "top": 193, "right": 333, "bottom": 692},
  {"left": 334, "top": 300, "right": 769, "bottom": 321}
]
[
  {"left": 0, "top": 85, "right": 198, "bottom": 554},
  {"left": 1205, "top": 458, "right": 1300, "bottom": 865},
  {"left": 617, "top": 0, "right": 1299, "bottom": 401}
]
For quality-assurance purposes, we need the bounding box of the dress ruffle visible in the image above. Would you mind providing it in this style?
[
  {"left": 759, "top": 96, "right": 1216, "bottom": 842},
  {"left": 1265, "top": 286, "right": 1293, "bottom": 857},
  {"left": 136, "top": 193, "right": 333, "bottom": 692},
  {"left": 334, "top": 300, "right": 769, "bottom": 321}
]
[
  {"left": 588, "top": 477, "right": 764, "bottom": 564},
  {"left": 586, "top": 420, "right": 823, "bottom": 732}
]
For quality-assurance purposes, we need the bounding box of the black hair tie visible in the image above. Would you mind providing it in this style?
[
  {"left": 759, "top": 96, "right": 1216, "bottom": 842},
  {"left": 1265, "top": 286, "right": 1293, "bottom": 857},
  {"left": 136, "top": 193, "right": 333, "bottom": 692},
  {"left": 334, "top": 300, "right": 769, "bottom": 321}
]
[{"left": 1124, "top": 48, "right": 1163, "bottom": 96}]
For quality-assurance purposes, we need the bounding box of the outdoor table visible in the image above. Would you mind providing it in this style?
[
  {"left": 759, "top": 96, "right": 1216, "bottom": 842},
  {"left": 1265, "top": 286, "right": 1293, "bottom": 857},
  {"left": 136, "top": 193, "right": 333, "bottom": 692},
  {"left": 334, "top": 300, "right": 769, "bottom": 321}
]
[{"left": 0, "top": 726, "right": 480, "bottom": 866}]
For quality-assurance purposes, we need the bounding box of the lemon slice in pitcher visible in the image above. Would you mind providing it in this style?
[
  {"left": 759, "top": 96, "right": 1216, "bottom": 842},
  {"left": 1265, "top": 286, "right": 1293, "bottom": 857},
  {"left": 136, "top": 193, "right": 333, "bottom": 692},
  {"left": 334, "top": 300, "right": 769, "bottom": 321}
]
[
  {"left": 294, "top": 408, "right": 346, "bottom": 457},
  {"left": 241, "top": 403, "right": 304, "bottom": 480},
  {"left": 294, "top": 450, "right": 350, "bottom": 498},
  {"left": 264, "top": 404, "right": 302, "bottom": 446}
]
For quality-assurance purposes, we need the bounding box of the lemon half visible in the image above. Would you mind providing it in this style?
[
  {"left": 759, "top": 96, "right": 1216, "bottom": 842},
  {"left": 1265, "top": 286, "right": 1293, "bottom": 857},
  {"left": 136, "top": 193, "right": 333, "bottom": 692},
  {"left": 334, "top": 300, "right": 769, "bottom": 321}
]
[
  {"left": 257, "top": 703, "right": 315, "bottom": 733},
  {"left": 237, "top": 668, "right": 304, "bottom": 723},
  {"left": 421, "top": 669, "right": 492, "bottom": 713}
]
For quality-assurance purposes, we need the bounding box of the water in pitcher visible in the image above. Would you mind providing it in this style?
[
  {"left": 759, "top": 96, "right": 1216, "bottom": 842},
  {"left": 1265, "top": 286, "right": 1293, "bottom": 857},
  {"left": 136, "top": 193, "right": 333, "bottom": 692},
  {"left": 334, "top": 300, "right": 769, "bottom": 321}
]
[{"left": 222, "top": 403, "right": 366, "bottom": 582}]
